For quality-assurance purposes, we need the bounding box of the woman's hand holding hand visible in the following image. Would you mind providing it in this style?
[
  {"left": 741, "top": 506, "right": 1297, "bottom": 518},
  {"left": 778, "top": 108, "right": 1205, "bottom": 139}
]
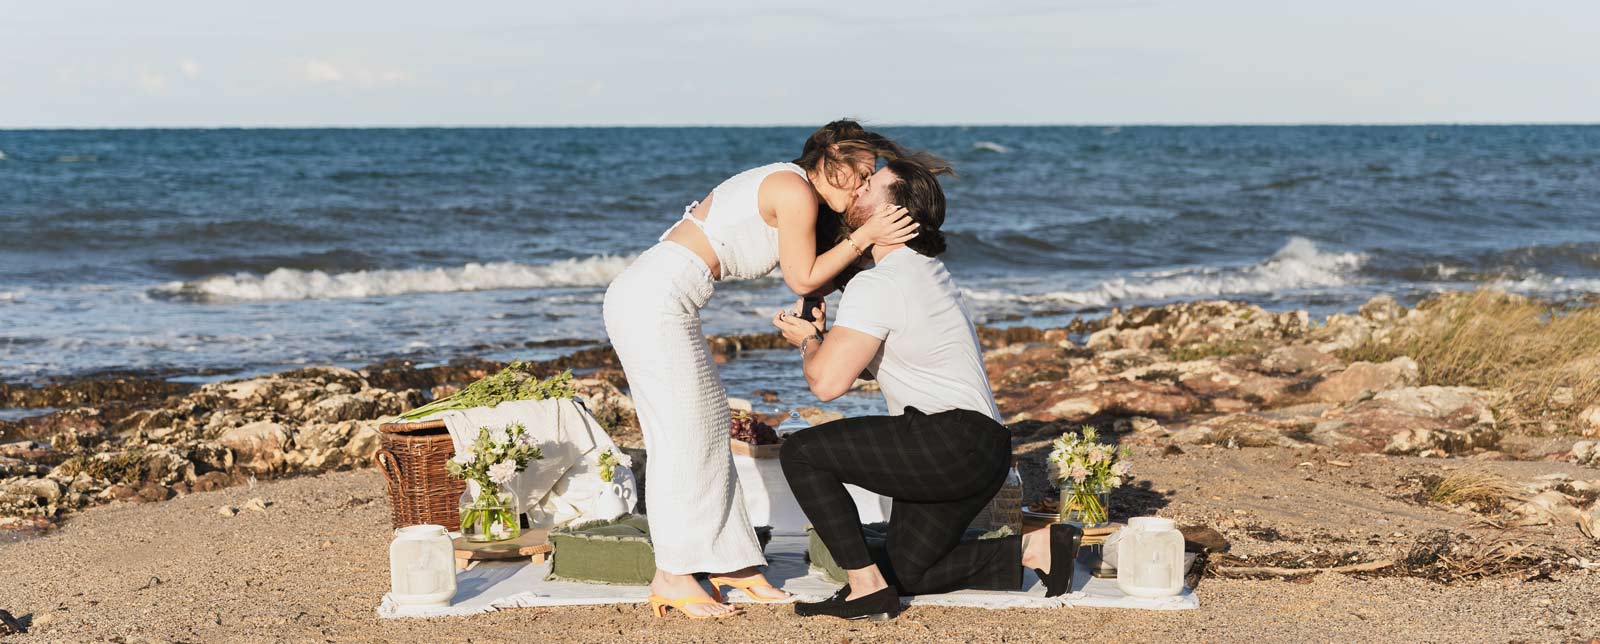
[{"left": 852, "top": 204, "right": 919, "bottom": 249}]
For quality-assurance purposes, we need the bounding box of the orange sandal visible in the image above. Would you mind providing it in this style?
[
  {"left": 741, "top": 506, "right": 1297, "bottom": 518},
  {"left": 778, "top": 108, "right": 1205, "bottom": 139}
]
[
  {"left": 647, "top": 594, "right": 742, "bottom": 619},
  {"left": 707, "top": 575, "right": 791, "bottom": 604}
]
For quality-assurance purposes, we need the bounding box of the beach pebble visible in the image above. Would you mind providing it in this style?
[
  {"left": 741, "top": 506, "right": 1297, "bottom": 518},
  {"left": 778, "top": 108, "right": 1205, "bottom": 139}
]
[
  {"left": 217, "top": 506, "right": 238, "bottom": 516},
  {"left": 243, "top": 497, "right": 269, "bottom": 512}
]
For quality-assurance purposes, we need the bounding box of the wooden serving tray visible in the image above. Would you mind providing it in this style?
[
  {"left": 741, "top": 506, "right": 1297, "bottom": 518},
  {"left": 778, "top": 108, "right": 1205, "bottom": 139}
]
[
  {"left": 453, "top": 529, "right": 552, "bottom": 570},
  {"left": 730, "top": 438, "right": 782, "bottom": 459}
]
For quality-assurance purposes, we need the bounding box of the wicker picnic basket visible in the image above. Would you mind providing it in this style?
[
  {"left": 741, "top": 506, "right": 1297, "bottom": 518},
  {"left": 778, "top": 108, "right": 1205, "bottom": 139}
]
[{"left": 374, "top": 419, "right": 466, "bottom": 530}]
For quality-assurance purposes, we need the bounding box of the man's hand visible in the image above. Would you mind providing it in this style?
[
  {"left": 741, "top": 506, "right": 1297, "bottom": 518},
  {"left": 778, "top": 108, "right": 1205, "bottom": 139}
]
[{"left": 772, "top": 305, "right": 823, "bottom": 348}]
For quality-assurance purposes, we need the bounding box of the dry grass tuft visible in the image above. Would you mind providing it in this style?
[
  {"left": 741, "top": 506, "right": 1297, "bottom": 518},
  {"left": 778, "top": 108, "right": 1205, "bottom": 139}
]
[
  {"left": 1424, "top": 470, "right": 1515, "bottom": 511},
  {"left": 1341, "top": 290, "right": 1600, "bottom": 432}
]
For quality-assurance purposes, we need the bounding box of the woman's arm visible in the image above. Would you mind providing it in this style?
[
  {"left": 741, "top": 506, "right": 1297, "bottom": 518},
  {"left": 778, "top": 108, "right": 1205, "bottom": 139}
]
[{"left": 764, "top": 173, "right": 917, "bottom": 295}]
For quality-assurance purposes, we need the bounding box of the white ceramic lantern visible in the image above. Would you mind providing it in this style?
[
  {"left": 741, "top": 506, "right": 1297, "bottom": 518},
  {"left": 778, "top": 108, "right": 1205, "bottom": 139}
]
[
  {"left": 1115, "top": 516, "right": 1185, "bottom": 598},
  {"left": 388, "top": 524, "right": 457, "bottom": 608}
]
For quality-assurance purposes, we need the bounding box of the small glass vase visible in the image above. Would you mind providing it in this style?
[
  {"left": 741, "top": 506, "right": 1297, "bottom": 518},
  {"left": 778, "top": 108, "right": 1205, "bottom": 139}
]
[
  {"left": 1059, "top": 482, "right": 1111, "bottom": 528},
  {"left": 459, "top": 485, "right": 521, "bottom": 543}
]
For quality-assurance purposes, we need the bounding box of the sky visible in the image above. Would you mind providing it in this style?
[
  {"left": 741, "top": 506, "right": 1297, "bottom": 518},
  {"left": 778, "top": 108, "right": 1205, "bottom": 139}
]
[{"left": 2, "top": 0, "right": 1597, "bottom": 127}]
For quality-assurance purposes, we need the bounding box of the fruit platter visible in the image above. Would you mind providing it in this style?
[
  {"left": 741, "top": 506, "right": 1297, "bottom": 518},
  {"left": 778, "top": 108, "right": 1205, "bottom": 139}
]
[{"left": 729, "top": 409, "right": 782, "bottom": 458}]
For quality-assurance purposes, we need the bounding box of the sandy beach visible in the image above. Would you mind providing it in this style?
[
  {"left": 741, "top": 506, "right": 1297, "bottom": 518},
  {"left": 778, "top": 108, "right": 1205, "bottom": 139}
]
[
  {"left": 4, "top": 291, "right": 1600, "bottom": 642},
  {"left": 2, "top": 451, "right": 1597, "bottom": 643}
]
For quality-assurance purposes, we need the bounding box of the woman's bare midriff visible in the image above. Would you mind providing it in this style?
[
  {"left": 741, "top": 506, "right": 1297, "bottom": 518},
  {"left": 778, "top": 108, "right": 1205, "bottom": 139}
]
[{"left": 661, "top": 193, "right": 724, "bottom": 280}]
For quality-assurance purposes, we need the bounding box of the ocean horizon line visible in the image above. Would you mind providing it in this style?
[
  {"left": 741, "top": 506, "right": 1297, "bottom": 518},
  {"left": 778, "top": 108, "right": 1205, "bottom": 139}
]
[{"left": 4, "top": 121, "right": 1600, "bottom": 132}]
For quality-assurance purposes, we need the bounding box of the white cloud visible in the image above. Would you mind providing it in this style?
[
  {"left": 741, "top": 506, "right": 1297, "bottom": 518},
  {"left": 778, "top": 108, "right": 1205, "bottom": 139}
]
[
  {"left": 134, "top": 65, "right": 169, "bottom": 92},
  {"left": 304, "top": 59, "right": 344, "bottom": 83},
  {"left": 301, "top": 58, "right": 413, "bottom": 87},
  {"left": 177, "top": 58, "right": 202, "bottom": 79}
]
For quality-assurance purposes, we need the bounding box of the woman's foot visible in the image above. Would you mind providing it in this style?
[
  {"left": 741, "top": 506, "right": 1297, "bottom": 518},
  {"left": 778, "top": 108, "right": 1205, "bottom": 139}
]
[
  {"left": 650, "top": 570, "right": 737, "bottom": 618},
  {"left": 711, "top": 566, "right": 791, "bottom": 601}
]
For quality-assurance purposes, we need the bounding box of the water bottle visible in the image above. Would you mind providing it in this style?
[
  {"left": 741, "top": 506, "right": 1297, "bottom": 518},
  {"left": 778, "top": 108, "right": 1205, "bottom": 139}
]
[{"left": 775, "top": 410, "right": 811, "bottom": 438}]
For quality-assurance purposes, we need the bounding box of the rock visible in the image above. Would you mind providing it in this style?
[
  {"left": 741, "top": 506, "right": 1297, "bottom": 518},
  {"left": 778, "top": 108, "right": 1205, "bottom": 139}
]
[
  {"left": 1320, "top": 386, "right": 1500, "bottom": 455},
  {"left": 574, "top": 378, "right": 639, "bottom": 442},
  {"left": 305, "top": 393, "right": 380, "bottom": 423},
  {"left": 1309, "top": 357, "right": 1419, "bottom": 404},
  {"left": 1580, "top": 406, "right": 1600, "bottom": 437},
  {"left": 192, "top": 471, "right": 232, "bottom": 492},
  {"left": 1369, "top": 386, "right": 1495, "bottom": 424},
  {"left": 1358, "top": 295, "right": 1405, "bottom": 323},
  {"left": 1044, "top": 398, "right": 1101, "bottom": 420},
  {"left": 217, "top": 421, "right": 289, "bottom": 474},
  {"left": 218, "top": 505, "right": 238, "bottom": 516},
  {"left": 136, "top": 483, "right": 173, "bottom": 503},
  {"left": 243, "top": 497, "right": 268, "bottom": 512},
  {"left": 1173, "top": 413, "right": 1309, "bottom": 448},
  {"left": 106, "top": 484, "right": 141, "bottom": 502},
  {"left": 0, "top": 441, "right": 52, "bottom": 461},
  {"left": 796, "top": 407, "right": 845, "bottom": 426},
  {"left": 1511, "top": 490, "right": 1582, "bottom": 527},
  {"left": 1573, "top": 441, "right": 1599, "bottom": 466},
  {"left": 2, "top": 478, "right": 64, "bottom": 512},
  {"left": 1258, "top": 345, "right": 1344, "bottom": 375},
  {"left": 342, "top": 422, "right": 382, "bottom": 461},
  {"left": 1179, "top": 525, "right": 1231, "bottom": 552}
]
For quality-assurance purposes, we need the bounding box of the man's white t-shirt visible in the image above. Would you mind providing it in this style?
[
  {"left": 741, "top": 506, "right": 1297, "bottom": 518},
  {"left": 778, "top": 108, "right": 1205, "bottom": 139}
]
[{"left": 832, "top": 247, "right": 1002, "bottom": 422}]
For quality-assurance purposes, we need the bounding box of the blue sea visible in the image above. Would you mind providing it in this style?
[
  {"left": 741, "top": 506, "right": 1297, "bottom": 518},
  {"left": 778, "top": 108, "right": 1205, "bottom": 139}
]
[{"left": 2, "top": 126, "right": 1598, "bottom": 416}]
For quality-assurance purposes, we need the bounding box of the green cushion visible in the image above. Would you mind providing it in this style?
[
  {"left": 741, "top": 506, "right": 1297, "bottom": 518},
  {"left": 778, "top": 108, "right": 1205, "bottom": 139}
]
[
  {"left": 546, "top": 514, "right": 772, "bottom": 586},
  {"left": 806, "top": 523, "right": 1014, "bottom": 585}
]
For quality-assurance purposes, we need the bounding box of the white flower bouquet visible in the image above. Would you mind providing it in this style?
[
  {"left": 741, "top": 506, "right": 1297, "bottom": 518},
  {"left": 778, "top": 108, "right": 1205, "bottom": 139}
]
[
  {"left": 446, "top": 422, "right": 543, "bottom": 542},
  {"left": 1047, "top": 426, "right": 1132, "bottom": 526}
]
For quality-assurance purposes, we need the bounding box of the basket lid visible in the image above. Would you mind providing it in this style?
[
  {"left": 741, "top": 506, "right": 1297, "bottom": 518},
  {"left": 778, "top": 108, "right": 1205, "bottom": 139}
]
[{"left": 380, "top": 418, "right": 449, "bottom": 434}]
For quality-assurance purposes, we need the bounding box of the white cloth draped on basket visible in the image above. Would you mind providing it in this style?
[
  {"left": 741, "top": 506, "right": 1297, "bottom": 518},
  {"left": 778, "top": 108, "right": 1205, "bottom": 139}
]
[{"left": 424, "top": 398, "right": 636, "bottom": 530}]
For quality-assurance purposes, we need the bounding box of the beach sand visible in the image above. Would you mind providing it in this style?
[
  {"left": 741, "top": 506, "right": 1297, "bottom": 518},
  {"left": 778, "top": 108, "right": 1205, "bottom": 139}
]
[{"left": 3, "top": 448, "right": 1597, "bottom": 643}]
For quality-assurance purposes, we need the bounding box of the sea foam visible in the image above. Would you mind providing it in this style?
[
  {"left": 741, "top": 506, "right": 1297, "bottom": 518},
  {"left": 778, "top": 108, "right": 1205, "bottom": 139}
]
[
  {"left": 972, "top": 141, "right": 1011, "bottom": 154},
  {"left": 151, "top": 255, "right": 634, "bottom": 302},
  {"left": 965, "top": 237, "right": 1365, "bottom": 308}
]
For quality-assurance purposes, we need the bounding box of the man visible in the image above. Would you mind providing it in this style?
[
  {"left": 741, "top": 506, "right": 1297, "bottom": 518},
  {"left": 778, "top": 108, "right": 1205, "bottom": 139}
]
[{"left": 772, "top": 159, "right": 1078, "bottom": 621}]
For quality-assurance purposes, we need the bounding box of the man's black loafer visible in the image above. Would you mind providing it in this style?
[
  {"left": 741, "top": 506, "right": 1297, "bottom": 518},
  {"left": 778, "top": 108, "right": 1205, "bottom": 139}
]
[{"left": 794, "top": 585, "right": 900, "bottom": 622}]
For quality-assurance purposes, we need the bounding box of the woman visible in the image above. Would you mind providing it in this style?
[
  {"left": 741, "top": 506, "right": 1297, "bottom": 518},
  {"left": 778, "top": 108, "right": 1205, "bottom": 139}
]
[{"left": 603, "top": 120, "right": 920, "bottom": 619}]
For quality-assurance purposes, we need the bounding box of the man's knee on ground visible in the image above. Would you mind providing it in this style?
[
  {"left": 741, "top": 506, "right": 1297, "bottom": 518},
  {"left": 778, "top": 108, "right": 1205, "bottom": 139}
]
[{"left": 778, "top": 428, "right": 812, "bottom": 467}]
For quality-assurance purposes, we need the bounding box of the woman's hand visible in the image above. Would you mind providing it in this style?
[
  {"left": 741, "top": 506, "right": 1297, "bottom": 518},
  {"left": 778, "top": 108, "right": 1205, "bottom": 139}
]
[{"left": 851, "top": 204, "right": 919, "bottom": 249}]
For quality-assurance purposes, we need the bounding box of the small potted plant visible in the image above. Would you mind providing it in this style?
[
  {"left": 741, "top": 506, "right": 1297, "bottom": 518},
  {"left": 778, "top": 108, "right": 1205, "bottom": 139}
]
[
  {"left": 447, "top": 422, "right": 543, "bottom": 542},
  {"left": 1048, "top": 426, "right": 1132, "bottom": 527}
]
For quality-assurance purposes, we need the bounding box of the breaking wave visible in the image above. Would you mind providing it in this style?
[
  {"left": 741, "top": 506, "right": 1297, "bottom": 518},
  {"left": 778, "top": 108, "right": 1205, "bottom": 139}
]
[
  {"left": 150, "top": 255, "right": 634, "bottom": 303},
  {"left": 971, "top": 141, "right": 1011, "bottom": 154},
  {"left": 964, "top": 237, "right": 1365, "bottom": 308}
]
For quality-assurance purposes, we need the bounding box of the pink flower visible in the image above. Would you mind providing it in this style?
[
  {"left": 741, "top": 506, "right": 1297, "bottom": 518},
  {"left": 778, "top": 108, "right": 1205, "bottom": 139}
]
[
  {"left": 1114, "top": 460, "right": 1132, "bottom": 476},
  {"left": 1068, "top": 464, "right": 1090, "bottom": 483}
]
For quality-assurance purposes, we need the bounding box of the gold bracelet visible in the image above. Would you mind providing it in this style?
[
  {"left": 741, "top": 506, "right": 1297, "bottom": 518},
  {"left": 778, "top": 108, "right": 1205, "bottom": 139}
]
[{"left": 845, "top": 235, "right": 865, "bottom": 256}]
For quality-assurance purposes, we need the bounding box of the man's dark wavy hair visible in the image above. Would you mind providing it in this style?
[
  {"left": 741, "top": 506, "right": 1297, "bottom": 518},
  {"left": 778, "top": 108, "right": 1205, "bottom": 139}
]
[{"left": 884, "top": 158, "right": 948, "bottom": 258}]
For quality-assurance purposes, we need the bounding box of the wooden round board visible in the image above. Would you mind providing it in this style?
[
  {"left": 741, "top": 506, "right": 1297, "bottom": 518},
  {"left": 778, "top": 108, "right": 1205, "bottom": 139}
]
[{"left": 453, "top": 529, "right": 551, "bottom": 564}]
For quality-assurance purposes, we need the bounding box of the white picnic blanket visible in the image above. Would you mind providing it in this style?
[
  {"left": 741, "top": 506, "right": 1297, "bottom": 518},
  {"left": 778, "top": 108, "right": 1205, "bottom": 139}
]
[
  {"left": 418, "top": 398, "right": 637, "bottom": 530},
  {"left": 376, "top": 535, "right": 1199, "bottom": 618},
  {"left": 732, "top": 453, "right": 891, "bottom": 532}
]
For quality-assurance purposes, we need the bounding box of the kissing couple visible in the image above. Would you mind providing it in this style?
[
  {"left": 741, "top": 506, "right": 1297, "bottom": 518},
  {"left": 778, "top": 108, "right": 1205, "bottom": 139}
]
[{"left": 602, "top": 120, "right": 1079, "bottom": 621}]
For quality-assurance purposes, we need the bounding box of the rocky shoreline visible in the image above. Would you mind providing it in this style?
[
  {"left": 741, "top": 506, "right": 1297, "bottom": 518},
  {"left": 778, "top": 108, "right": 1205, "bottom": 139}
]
[{"left": 3, "top": 290, "right": 1598, "bottom": 574}]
